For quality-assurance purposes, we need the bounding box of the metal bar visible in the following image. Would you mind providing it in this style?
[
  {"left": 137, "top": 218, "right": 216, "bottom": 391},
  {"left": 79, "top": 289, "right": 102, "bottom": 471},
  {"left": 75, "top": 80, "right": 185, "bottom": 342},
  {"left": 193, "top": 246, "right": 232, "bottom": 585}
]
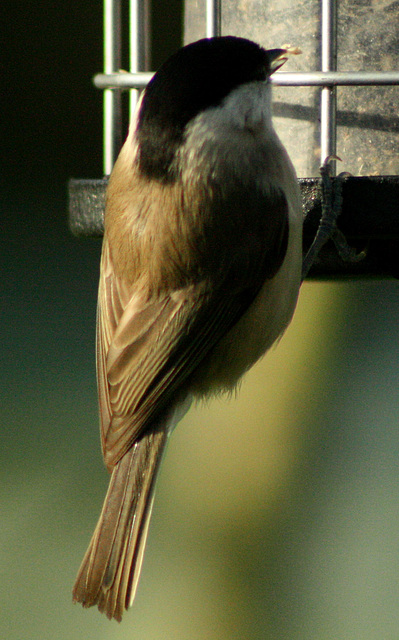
[
  {"left": 129, "top": 0, "right": 149, "bottom": 117},
  {"left": 206, "top": 0, "right": 221, "bottom": 38},
  {"left": 94, "top": 72, "right": 153, "bottom": 89},
  {"left": 103, "top": 0, "right": 122, "bottom": 175},
  {"left": 272, "top": 71, "right": 399, "bottom": 86},
  {"left": 320, "top": 0, "right": 337, "bottom": 171},
  {"left": 93, "top": 70, "right": 399, "bottom": 90},
  {"left": 68, "top": 176, "right": 399, "bottom": 280}
]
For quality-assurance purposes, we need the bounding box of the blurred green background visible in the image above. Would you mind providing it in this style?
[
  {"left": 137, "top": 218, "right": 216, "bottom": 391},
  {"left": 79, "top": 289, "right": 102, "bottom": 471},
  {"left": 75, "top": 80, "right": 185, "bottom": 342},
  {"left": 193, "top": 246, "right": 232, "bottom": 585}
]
[{"left": 2, "top": 1, "right": 399, "bottom": 639}]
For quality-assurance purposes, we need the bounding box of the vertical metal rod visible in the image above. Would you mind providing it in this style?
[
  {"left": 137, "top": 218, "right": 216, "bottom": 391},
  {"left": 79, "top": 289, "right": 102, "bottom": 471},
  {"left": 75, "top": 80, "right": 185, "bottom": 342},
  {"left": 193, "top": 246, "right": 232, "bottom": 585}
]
[
  {"left": 206, "top": 0, "right": 221, "bottom": 38},
  {"left": 320, "top": 0, "right": 337, "bottom": 172},
  {"left": 130, "top": 0, "right": 150, "bottom": 118},
  {"left": 104, "top": 0, "right": 122, "bottom": 175}
]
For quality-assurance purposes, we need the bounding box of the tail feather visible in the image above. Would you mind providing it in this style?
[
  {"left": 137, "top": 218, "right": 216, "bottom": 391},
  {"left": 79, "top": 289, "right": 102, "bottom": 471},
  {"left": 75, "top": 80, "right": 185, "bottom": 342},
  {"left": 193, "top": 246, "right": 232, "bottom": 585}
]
[{"left": 72, "top": 426, "right": 168, "bottom": 622}]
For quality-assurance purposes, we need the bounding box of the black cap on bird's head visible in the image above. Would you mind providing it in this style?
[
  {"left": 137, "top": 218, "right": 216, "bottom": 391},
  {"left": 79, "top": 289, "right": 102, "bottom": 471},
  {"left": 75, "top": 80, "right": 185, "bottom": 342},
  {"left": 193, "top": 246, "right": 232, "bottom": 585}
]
[{"left": 136, "top": 36, "right": 299, "bottom": 181}]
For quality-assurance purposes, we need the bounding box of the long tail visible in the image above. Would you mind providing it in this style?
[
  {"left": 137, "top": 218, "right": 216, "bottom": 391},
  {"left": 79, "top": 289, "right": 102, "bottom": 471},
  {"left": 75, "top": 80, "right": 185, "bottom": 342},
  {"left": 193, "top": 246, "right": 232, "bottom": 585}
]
[{"left": 72, "top": 425, "right": 168, "bottom": 622}]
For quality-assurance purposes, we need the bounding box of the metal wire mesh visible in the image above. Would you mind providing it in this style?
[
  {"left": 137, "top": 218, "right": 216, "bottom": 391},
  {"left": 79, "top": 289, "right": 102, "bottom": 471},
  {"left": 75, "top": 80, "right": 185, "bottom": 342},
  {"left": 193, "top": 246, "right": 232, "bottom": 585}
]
[{"left": 99, "top": 0, "right": 399, "bottom": 176}]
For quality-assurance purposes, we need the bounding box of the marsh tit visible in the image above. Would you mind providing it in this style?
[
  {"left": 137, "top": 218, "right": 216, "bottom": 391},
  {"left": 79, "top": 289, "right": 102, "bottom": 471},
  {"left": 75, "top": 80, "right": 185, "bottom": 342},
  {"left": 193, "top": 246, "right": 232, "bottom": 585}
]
[{"left": 73, "top": 35, "right": 303, "bottom": 621}]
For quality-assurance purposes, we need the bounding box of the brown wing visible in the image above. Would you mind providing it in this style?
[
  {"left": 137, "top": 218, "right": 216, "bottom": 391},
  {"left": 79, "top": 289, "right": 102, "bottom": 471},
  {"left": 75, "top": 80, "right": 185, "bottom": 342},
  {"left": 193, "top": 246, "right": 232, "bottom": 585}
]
[{"left": 98, "top": 180, "right": 289, "bottom": 470}]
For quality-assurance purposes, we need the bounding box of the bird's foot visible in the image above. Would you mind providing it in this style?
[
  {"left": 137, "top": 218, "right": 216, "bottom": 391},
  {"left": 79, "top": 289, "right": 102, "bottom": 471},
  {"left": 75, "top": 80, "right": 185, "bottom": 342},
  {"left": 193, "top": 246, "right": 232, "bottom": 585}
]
[{"left": 302, "top": 156, "right": 367, "bottom": 280}]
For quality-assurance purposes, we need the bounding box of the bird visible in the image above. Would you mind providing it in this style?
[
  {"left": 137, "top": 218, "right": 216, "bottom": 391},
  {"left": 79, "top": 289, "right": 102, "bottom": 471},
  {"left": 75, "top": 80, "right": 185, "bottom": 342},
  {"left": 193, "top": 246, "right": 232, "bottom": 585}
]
[{"left": 72, "top": 35, "right": 303, "bottom": 622}]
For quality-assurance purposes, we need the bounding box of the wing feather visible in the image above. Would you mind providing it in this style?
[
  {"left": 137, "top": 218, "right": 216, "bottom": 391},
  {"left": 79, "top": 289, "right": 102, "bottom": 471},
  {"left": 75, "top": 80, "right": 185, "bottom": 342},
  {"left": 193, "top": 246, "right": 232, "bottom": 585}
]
[
  {"left": 99, "top": 275, "right": 254, "bottom": 468},
  {"left": 98, "top": 178, "right": 289, "bottom": 469}
]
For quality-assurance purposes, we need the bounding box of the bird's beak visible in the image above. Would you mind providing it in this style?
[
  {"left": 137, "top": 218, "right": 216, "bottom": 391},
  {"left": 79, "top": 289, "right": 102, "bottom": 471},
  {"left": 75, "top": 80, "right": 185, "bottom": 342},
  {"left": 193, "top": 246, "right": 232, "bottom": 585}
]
[{"left": 267, "top": 45, "right": 301, "bottom": 74}]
